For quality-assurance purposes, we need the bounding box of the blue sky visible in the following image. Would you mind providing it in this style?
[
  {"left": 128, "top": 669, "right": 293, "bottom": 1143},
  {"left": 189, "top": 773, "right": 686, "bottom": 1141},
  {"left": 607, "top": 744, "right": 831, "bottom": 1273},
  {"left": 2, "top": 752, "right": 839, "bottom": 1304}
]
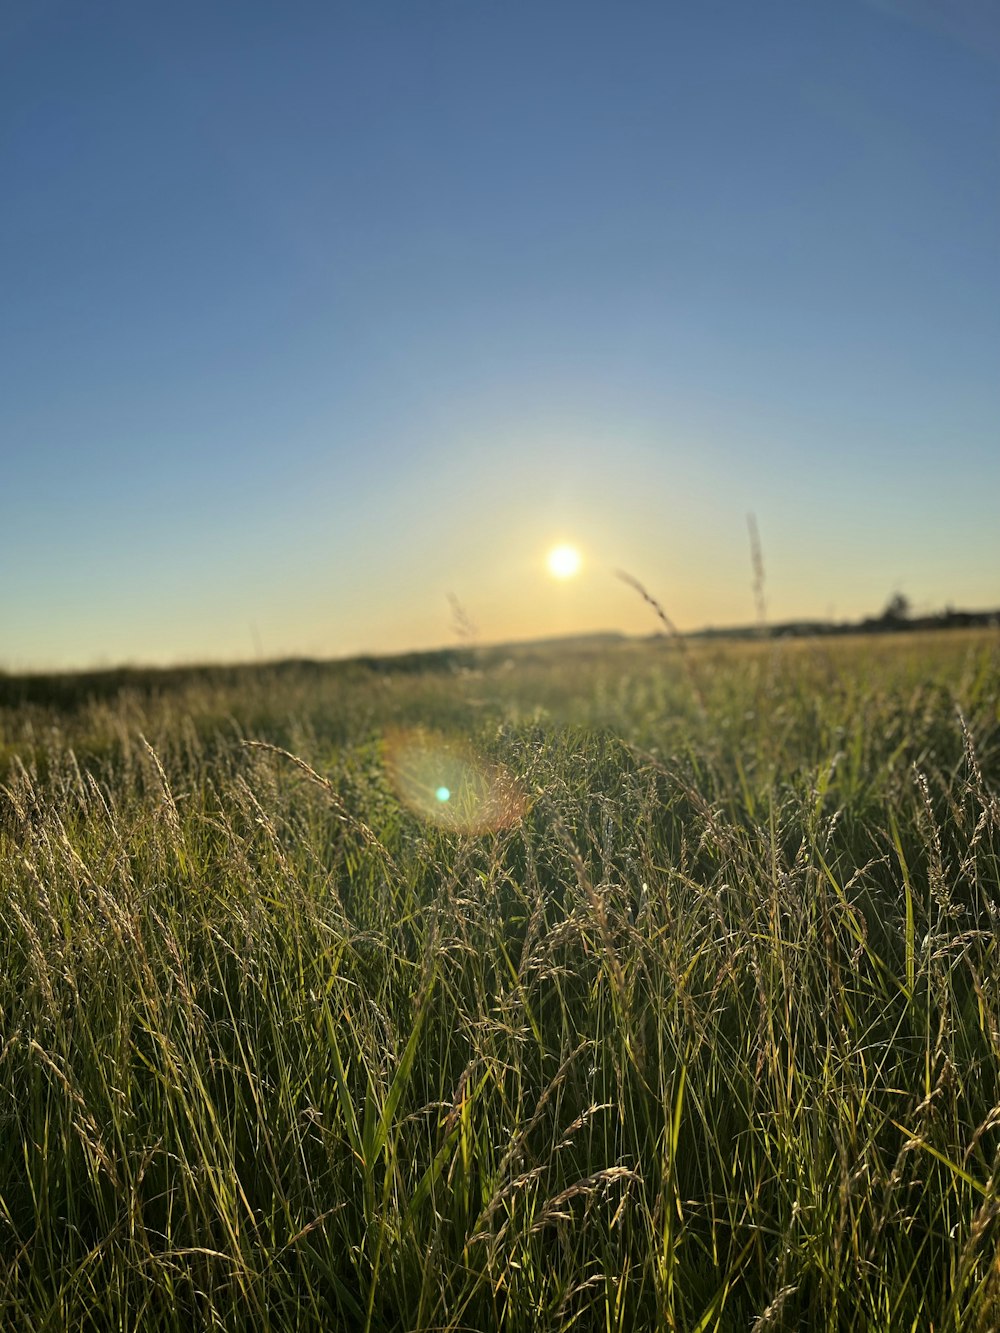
[{"left": 2, "top": 0, "right": 998, "bottom": 667}]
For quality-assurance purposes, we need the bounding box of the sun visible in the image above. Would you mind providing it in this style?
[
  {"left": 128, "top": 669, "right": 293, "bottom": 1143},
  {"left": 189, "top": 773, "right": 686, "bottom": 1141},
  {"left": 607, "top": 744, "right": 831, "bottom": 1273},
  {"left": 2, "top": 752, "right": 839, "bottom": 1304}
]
[{"left": 547, "top": 544, "right": 582, "bottom": 580}]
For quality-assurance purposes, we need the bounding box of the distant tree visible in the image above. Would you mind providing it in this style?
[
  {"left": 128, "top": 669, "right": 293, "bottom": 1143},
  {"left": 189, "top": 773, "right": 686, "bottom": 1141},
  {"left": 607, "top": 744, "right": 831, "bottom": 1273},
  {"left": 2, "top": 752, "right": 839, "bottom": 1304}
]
[{"left": 882, "top": 592, "right": 911, "bottom": 622}]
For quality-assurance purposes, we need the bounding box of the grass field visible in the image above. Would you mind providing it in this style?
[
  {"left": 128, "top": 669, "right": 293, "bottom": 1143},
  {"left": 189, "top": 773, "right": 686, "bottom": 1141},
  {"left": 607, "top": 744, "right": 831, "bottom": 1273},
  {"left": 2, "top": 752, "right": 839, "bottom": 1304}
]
[{"left": 2, "top": 630, "right": 1000, "bottom": 1331}]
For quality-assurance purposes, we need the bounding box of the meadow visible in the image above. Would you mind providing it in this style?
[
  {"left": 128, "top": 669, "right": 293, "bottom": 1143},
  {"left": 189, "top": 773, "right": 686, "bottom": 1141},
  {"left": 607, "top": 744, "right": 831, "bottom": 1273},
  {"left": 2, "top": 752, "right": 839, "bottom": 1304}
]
[{"left": 2, "top": 630, "right": 999, "bottom": 1331}]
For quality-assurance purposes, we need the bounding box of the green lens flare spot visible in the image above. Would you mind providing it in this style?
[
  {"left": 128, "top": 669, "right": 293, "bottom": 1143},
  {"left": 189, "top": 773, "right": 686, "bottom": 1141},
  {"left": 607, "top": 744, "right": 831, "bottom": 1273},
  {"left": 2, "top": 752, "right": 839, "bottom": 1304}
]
[{"left": 382, "top": 727, "right": 526, "bottom": 833}]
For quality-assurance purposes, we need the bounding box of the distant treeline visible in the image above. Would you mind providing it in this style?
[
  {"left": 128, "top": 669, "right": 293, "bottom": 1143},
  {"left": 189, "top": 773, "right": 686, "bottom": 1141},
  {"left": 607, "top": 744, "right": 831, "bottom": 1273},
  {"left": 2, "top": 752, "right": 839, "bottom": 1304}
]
[
  {"left": 689, "top": 607, "right": 1000, "bottom": 641},
  {"left": 2, "top": 616, "right": 997, "bottom": 713}
]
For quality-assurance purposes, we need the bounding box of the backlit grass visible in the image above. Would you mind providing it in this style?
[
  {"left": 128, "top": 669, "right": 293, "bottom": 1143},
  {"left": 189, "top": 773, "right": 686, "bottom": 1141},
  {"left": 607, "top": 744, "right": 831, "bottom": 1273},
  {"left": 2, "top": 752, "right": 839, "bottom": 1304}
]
[{"left": 2, "top": 631, "right": 999, "bottom": 1330}]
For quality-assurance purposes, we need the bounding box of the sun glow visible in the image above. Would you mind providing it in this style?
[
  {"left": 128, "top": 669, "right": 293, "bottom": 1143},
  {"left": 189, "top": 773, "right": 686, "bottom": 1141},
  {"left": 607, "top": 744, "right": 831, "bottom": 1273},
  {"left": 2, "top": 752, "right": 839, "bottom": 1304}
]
[{"left": 547, "top": 544, "right": 582, "bottom": 580}]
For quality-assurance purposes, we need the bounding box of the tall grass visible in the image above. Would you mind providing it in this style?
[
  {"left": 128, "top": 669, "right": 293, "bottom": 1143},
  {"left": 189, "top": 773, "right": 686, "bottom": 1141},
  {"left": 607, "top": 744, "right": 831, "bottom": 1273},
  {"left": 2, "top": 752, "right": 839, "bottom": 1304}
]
[{"left": 1, "top": 631, "right": 999, "bottom": 1330}]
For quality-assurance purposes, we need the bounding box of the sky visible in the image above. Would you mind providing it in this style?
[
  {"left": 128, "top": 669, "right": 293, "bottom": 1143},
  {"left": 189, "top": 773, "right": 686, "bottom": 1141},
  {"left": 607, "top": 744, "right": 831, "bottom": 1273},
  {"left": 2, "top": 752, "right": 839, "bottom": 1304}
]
[{"left": 2, "top": 0, "right": 998, "bottom": 669}]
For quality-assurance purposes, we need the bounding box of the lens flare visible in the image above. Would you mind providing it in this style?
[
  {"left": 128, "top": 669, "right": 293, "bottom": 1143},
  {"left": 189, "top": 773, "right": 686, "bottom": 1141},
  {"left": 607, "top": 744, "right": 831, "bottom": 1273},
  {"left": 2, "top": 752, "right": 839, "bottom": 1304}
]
[{"left": 383, "top": 728, "right": 526, "bottom": 834}]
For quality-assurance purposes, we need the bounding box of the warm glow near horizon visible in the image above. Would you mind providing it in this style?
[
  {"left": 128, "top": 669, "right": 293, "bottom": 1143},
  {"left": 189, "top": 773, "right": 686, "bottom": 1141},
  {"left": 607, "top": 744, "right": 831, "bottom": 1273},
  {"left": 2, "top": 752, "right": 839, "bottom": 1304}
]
[
  {"left": 1, "top": 4, "right": 997, "bottom": 672},
  {"left": 547, "top": 544, "right": 582, "bottom": 580}
]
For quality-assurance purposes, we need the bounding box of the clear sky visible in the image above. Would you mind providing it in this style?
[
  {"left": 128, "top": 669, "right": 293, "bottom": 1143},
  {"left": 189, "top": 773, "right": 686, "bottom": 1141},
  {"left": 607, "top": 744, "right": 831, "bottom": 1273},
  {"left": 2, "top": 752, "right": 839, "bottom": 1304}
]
[{"left": 2, "top": 0, "right": 998, "bottom": 669}]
